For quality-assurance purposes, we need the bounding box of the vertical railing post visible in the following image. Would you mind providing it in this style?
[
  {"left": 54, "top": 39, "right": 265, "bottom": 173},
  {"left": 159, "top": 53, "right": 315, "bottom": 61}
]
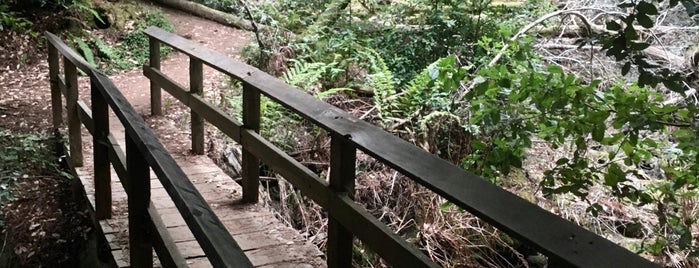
[
  {"left": 127, "top": 135, "right": 152, "bottom": 268},
  {"left": 241, "top": 82, "right": 260, "bottom": 203},
  {"left": 327, "top": 133, "right": 356, "bottom": 268},
  {"left": 149, "top": 37, "right": 162, "bottom": 116},
  {"left": 189, "top": 57, "right": 205, "bottom": 155},
  {"left": 64, "top": 59, "right": 83, "bottom": 167},
  {"left": 91, "top": 78, "right": 111, "bottom": 220},
  {"left": 48, "top": 44, "right": 62, "bottom": 130}
]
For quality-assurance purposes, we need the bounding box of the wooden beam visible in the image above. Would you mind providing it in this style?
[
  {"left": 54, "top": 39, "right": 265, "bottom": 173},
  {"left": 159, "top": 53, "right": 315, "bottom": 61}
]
[
  {"left": 327, "top": 134, "right": 356, "bottom": 268},
  {"left": 64, "top": 59, "right": 83, "bottom": 167},
  {"left": 190, "top": 57, "right": 205, "bottom": 155},
  {"left": 127, "top": 134, "right": 153, "bottom": 268},
  {"left": 48, "top": 44, "right": 62, "bottom": 129},
  {"left": 241, "top": 82, "right": 260, "bottom": 203},
  {"left": 91, "top": 79, "right": 112, "bottom": 220},
  {"left": 149, "top": 37, "right": 162, "bottom": 116}
]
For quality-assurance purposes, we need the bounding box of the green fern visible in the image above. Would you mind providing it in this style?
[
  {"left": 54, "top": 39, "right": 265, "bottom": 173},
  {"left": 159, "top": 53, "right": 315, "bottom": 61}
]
[
  {"left": 91, "top": 36, "right": 115, "bottom": 59},
  {"left": 74, "top": 37, "right": 95, "bottom": 66},
  {"left": 282, "top": 59, "right": 337, "bottom": 91}
]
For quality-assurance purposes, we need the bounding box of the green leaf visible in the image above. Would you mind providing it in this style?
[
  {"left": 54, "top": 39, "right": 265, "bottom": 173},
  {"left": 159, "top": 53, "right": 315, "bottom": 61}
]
[
  {"left": 606, "top": 21, "right": 621, "bottom": 31},
  {"left": 637, "top": 1, "right": 659, "bottom": 15},
  {"left": 679, "top": 227, "right": 692, "bottom": 249},
  {"left": 592, "top": 124, "right": 605, "bottom": 142},
  {"left": 629, "top": 42, "right": 651, "bottom": 50},
  {"left": 636, "top": 13, "right": 654, "bottom": 28},
  {"left": 556, "top": 158, "right": 569, "bottom": 165},
  {"left": 621, "top": 61, "right": 631, "bottom": 76},
  {"left": 471, "top": 140, "right": 487, "bottom": 150},
  {"left": 547, "top": 65, "right": 564, "bottom": 74},
  {"left": 604, "top": 163, "right": 626, "bottom": 186}
]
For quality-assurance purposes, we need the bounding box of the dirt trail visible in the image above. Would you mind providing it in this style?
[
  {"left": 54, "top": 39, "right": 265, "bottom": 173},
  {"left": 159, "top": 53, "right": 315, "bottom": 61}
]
[{"left": 109, "top": 6, "right": 250, "bottom": 114}]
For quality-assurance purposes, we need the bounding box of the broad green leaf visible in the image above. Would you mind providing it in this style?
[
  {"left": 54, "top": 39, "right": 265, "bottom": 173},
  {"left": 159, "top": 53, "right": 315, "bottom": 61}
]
[
  {"left": 636, "top": 13, "right": 654, "bottom": 28},
  {"left": 621, "top": 61, "right": 631, "bottom": 75},
  {"left": 606, "top": 21, "right": 622, "bottom": 31},
  {"left": 592, "top": 124, "right": 605, "bottom": 142},
  {"left": 637, "top": 1, "right": 659, "bottom": 15}
]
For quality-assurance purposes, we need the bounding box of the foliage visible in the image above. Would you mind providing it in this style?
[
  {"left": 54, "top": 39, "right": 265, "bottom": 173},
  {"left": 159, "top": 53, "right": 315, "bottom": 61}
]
[
  {"left": 0, "top": 131, "right": 71, "bottom": 228},
  {"left": 70, "top": 9, "right": 173, "bottom": 73},
  {"left": 0, "top": 3, "right": 31, "bottom": 32}
]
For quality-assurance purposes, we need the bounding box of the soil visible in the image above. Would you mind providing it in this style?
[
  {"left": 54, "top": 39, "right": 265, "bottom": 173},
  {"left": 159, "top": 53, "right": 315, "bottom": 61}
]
[{"left": 0, "top": 2, "right": 250, "bottom": 267}]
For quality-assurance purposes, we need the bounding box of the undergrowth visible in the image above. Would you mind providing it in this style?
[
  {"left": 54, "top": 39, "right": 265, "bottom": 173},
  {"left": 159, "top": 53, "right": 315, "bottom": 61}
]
[
  {"left": 0, "top": 131, "right": 67, "bottom": 228},
  {"left": 68, "top": 9, "right": 173, "bottom": 73}
]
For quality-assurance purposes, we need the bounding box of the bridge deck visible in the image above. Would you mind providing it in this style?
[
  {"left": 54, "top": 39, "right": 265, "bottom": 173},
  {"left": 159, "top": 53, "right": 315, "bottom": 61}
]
[{"left": 75, "top": 105, "right": 325, "bottom": 267}]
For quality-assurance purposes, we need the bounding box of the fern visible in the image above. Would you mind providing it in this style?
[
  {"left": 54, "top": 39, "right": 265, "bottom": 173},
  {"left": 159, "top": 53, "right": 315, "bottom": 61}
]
[
  {"left": 91, "top": 36, "right": 115, "bottom": 59},
  {"left": 74, "top": 37, "right": 95, "bottom": 66},
  {"left": 282, "top": 59, "right": 338, "bottom": 92}
]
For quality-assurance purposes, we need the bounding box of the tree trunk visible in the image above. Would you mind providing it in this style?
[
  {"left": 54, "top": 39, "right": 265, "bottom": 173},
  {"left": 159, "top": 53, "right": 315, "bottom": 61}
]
[{"left": 151, "top": 0, "right": 258, "bottom": 31}]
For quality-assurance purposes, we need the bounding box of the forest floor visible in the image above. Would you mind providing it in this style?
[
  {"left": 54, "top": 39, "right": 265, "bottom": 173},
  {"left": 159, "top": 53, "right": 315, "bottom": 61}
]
[{"left": 0, "top": 3, "right": 250, "bottom": 266}]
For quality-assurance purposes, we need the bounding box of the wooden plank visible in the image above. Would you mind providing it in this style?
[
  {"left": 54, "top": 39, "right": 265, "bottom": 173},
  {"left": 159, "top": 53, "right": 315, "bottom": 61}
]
[
  {"left": 326, "top": 134, "right": 356, "bottom": 268},
  {"left": 190, "top": 57, "right": 205, "bottom": 155},
  {"left": 48, "top": 44, "right": 62, "bottom": 129},
  {"left": 91, "top": 69, "right": 254, "bottom": 268},
  {"left": 145, "top": 26, "right": 656, "bottom": 267},
  {"left": 245, "top": 244, "right": 324, "bottom": 267},
  {"left": 92, "top": 79, "right": 112, "bottom": 219},
  {"left": 242, "top": 82, "right": 260, "bottom": 203},
  {"left": 77, "top": 101, "right": 94, "bottom": 135},
  {"left": 127, "top": 135, "right": 152, "bottom": 268},
  {"left": 149, "top": 37, "right": 162, "bottom": 116},
  {"left": 148, "top": 206, "right": 189, "bottom": 268},
  {"left": 240, "top": 130, "right": 435, "bottom": 267},
  {"left": 64, "top": 59, "right": 83, "bottom": 167}
]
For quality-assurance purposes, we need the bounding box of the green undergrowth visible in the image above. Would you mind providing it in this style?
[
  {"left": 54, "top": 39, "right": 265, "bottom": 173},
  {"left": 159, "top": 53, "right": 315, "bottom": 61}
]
[
  {"left": 69, "top": 9, "right": 173, "bottom": 73},
  {"left": 0, "top": 131, "right": 69, "bottom": 228}
]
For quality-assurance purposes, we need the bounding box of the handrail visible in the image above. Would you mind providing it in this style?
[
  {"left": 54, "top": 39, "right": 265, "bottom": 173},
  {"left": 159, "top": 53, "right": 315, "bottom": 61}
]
[
  {"left": 144, "top": 26, "right": 657, "bottom": 267},
  {"left": 45, "top": 31, "right": 254, "bottom": 268}
]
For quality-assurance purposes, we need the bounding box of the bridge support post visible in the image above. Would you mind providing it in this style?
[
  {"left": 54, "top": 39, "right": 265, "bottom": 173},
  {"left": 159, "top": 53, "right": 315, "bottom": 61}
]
[
  {"left": 241, "top": 82, "right": 260, "bottom": 203},
  {"left": 149, "top": 37, "right": 162, "bottom": 116},
  {"left": 91, "top": 78, "right": 112, "bottom": 220},
  {"left": 127, "top": 135, "right": 153, "bottom": 268},
  {"left": 190, "top": 57, "right": 205, "bottom": 155},
  {"left": 48, "top": 44, "right": 62, "bottom": 129},
  {"left": 64, "top": 59, "right": 83, "bottom": 167},
  {"left": 327, "top": 133, "right": 356, "bottom": 268}
]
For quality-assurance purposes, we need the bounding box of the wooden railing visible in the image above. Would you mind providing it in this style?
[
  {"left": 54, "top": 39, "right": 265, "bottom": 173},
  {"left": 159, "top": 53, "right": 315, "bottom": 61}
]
[
  {"left": 45, "top": 32, "right": 254, "bottom": 268},
  {"left": 142, "top": 26, "right": 657, "bottom": 268}
]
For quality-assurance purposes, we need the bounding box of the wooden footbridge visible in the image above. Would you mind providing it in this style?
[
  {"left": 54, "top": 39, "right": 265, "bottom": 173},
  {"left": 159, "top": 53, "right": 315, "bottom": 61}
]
[{"left": 45, "top": 27, "right": 656, "bottom": 267}]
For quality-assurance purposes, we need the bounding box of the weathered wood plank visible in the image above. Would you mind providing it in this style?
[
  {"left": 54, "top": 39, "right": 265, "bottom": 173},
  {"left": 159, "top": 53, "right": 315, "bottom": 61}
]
[
  {"left": 126, "top": 135, "right": 152, "bottom": 268},
  {"left": 92, "top": 79, "right": 112, "bottom": 219},
  {"left": 91, "top": 69, "right": 253, "bottom": 267},
  {"left": 190, "top": 57, "right": 205, "bottom": 155},
  {"left": 148, "top": 206, "right": 189, "bottom": 268},
  {"left": 48, "top": 44, "right": 62, "bottom": 129},
  {"left": 64, "top": 59, "right": 83, "bottom": 167},
  {"left": 242, "top": 82, "right": 260, "bottom": 203},
  {"left": 149, "top": 37, "right": 162, "bottom": 116},
  {"left": 326, "top": 134, "right": 356, "bottom": 268}
]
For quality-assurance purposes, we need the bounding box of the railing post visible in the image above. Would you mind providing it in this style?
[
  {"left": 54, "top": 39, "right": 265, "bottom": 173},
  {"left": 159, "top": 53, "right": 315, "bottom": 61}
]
[
  {"left": 48, "top": 44, "right": 62, "bottom": 130},
  {"left": 64, "top": 59, "right": 83, "bottom": 167},
  {"left": 149, "top": 37, "right": 162, "bottom": 116},
  {"left": 189, "top": 57, "right": 205, "bottom": 155},
  {"left": 127, "top": 135, "right": 152, "bottom": 268},
  {"left": 91, "top": 78, "right": 112, "bottom": 220},
  {"left": 327, "top": 133, "right": 356, "bottom": 268},
  {"left": 241, "top": 82, "right": 260, "bottom": 203}
]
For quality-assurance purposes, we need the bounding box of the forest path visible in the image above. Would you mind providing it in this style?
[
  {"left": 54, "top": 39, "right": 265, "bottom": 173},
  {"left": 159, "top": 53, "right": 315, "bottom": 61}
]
[{"left": 76, "top": 5, "right": 326, "bottom": 267}]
